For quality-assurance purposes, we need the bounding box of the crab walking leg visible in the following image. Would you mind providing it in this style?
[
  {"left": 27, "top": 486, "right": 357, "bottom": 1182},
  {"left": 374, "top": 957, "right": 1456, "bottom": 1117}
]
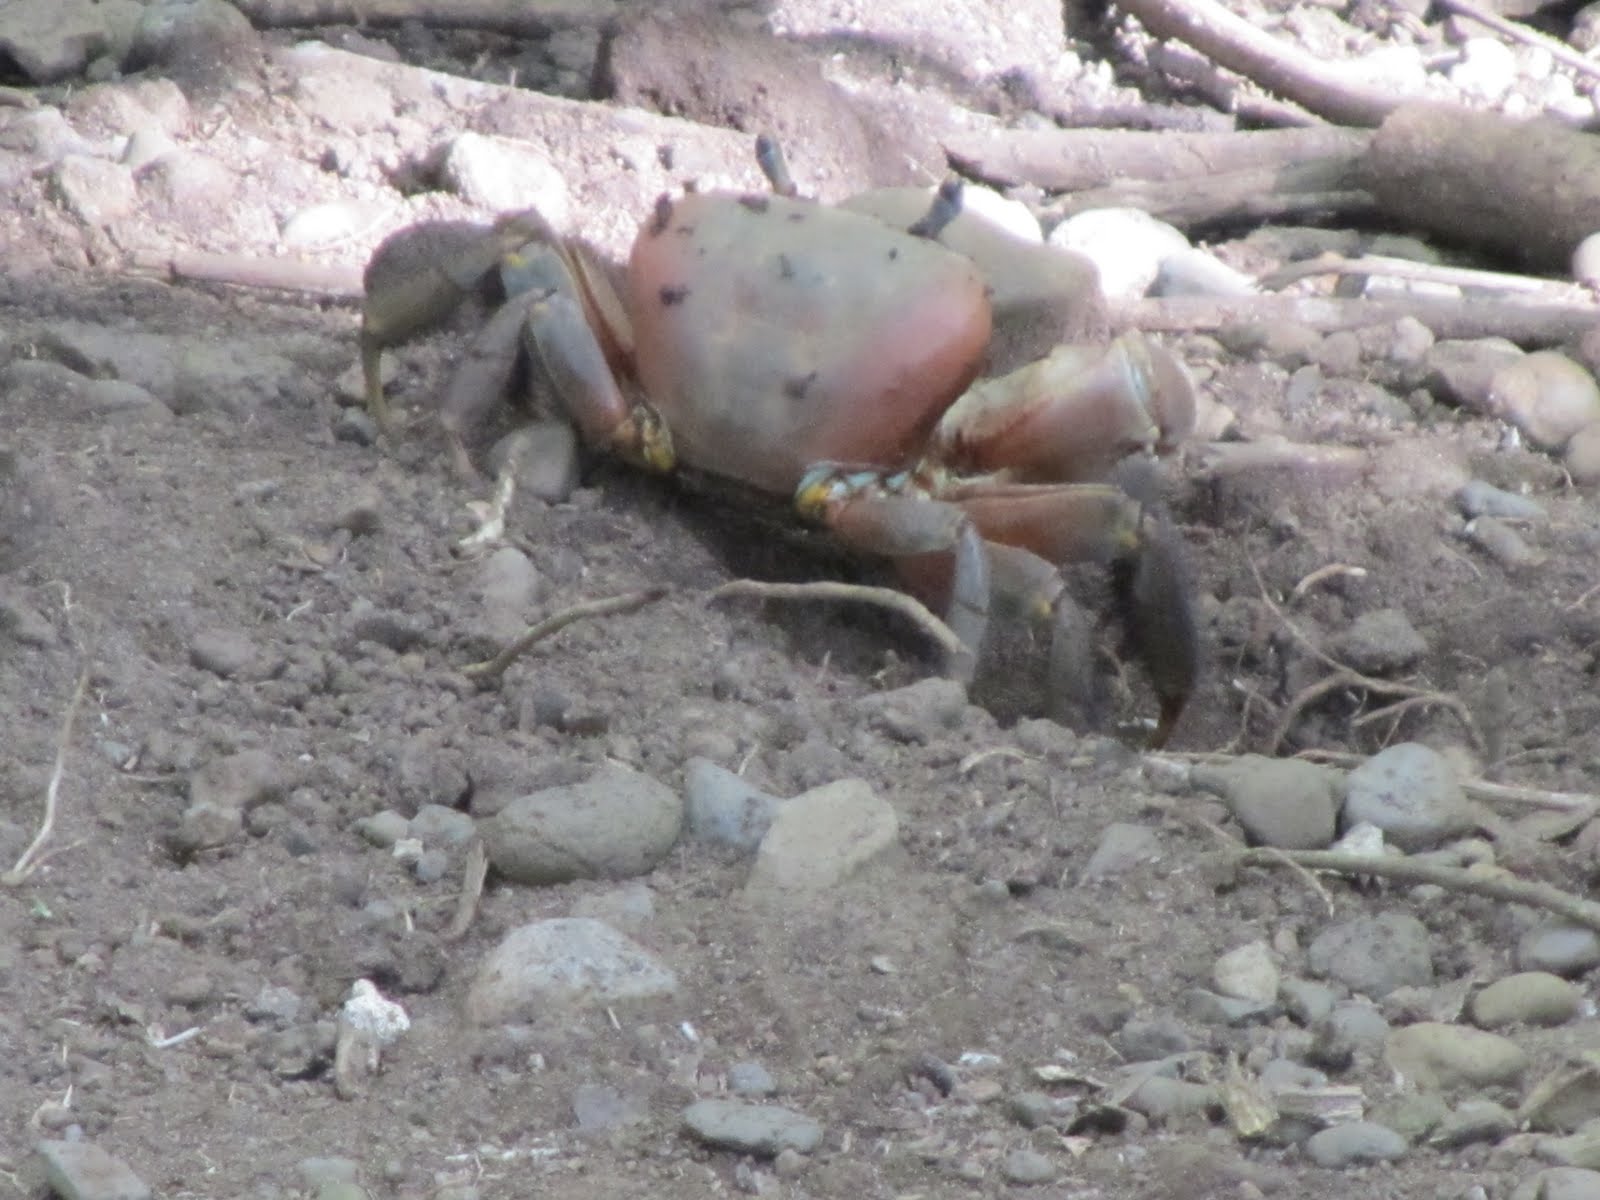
[
  {"left": 507, "top": 245, "right": 674, "bottom": 473},
  {"left": 800, "top": 485, "right": 992, "bottom": 681},
  {"left": 955, "top": 482, "right": 1198, "bottom": 746}
]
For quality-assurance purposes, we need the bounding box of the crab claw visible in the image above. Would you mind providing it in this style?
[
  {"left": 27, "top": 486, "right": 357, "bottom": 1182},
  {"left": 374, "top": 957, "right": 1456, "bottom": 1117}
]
[
  {"left": 1111, "top": 501, "right": 1197, "bottom": 748},
  {"left": 928, "top": 331, "right": 1196, "bottom": 484}
]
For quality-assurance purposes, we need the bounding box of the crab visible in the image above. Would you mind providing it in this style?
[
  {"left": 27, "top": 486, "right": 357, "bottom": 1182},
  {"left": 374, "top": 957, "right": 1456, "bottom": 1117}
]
[{"left": 357, "top": 138, "right": 1200, "bottom": 744}]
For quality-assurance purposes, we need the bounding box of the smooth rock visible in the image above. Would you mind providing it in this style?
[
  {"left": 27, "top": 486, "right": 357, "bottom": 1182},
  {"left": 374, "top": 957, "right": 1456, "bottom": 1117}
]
[
  {"left": 1304, "top": 1121, "right": 1408, "bottom": 1167},
  {"left": 1001, "top": 1148, "right": 1057, "bottom": 1184},
  {"left": 1280, "top": 978, "right": 1339, "bottom": 1025},
  {"left": 1123, "top": 1075, "right": 1219, "bottom": 1124},
  {"left": 1212, "top": 940, "right": 1279, "bottom": 1004},
  {"left": 1518, "top": 924, "right": 1600, "bottom": 977},
  {"left": 465, "top": 918, "right": 677, "bottom": 1024},
  {"left": 1487, "top": 351, "right": 1600, "bottom": 451},
  {"left": 488, "top": 420, "right": 581, "bottom": 503},
  {"left": 35, "top": 1139, "right": 151, "bottom": 1200},
  {"left": 1153, "top": 247, "right": 1257, "bottom": 298},
  {"left": 52, "top": 155, "right": 138, "bottom": 226},
  {"left": 356, "top": 809, "right": 409, "bottom": 848},
  {"left": 1512, "top": 1167, "right": 1600, "bottom": 1200},
  {"left": 571, "top": 1082, "right": 648, "bottom": 1134},
  {"left": 728, "top": 1061, "right": 778, "bottom": 1097},
  {"left": 1536, "top": 1127, "right": 1600, "bottom": 1168},
  {"left": 1307, "top": 912, "right": 1434, "bottom": 997},
  {"left": 1385, "top": 1022, "right": 1528, "bottom": 1090},
  {"left": 1567, "top": 421, "right": 1600, "bottom": 486},
  {"left": 0, "top": 0, "right": 141, "bottom": 82},
  {"left": 1191, "top": 755, "right": 1340, "bottom": 849},
  {"left": 190, "top": 628, "right": 257, "bottom": 678},
  {"left": 569, "top": 881, "right": 656, "bottom": 932},
  {"left": 1470, "top": 972, "right": 1585, "bottom": 1029},
  {"left": 1433, "top": 1099, "right": 1516, "bottom": 1147},
  {"left": 442, "top": 131, "right": 572, "bottom": 228},
  {"left": 1081, "top": 821, "right": 1161, "bottom": 879},
  {"left": 746, "top": 778, "right": 897, "bottom": 893},
  {"left": 1456, "top": 480, "right": 1547, "bottom": 521},
  {"left": 1467, "top": 515, "right": 1543, "bottom": 571},
  {"left": 853, "top": 678, "right": 967, "bottom": 743},
  {"left": 484, "top": 761, "right": 683, "bottom": 885},
  {"left": 681, "top": 1099, "right": 823, "bottom": 1157},
  {"left": 1425, "top": 338, "right": 1524, "bottom": 412},
  {"left": 1342, "top": 743, "right": 1473, "bottom": 850},
  {"left": 1521, "top": 1060, "right": 1600, "bottom": 1133},
  {"left": 683, "top": 757, "right": 784, "bottom": 852},
  {"left": 1049, "top": 207, "right": 1190, "bottom": 302},
  {"left": 1333, "top": 609, "right": 1428, "bottom": 674},
  {"left": 408, "top": 804, "right": 477, "bottom": 847}
]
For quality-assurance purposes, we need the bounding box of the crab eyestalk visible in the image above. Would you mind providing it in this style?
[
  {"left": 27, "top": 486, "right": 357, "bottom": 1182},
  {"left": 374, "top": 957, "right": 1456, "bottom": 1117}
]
[
  {"left": 907, "top": 178, "right": 965, "bottom": 241},
  {"left": 755, "top": 133, "right": 799, "bottom": 198}
]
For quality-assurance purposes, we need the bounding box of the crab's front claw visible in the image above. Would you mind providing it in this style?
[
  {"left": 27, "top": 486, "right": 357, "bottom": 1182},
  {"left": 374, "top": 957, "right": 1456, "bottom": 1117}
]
[
  {"left": 1111, "top": 505, "right": 1198, "bottom": 748},
  {"left": 358, "top": 209, "right": 556, "bottom": 431},
  {"left": 929, "top": 332, "right": 1196, "bottom": 484}
]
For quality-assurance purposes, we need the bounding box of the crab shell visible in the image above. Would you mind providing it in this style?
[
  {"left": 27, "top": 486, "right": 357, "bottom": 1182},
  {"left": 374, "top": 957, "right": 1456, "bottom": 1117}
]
[{"left": 623, "top": 191, "right": 1001, "bottom": 493}]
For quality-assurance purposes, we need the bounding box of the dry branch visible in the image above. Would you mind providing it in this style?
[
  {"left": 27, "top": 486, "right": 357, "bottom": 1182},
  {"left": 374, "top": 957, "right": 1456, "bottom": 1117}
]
[
  {"left": 463, "top": 588, "right": 668, "bottom": 682},
  {"left": 129, "top": 249, "right": 363, "bottom": 299},
  {"left": 1119, "top": 294, "right": 1600, "bottom": 346},
  {"left": 942, "top": 126, "right": 1368, "bottom": 192},
  {"left": 1258, "top": 255, "right": 1588, "bottom": 302},
  {"left": 1119, "top": 0, "right": 1402, "bottom": 127},
  {"left": 4, "top": 665, "right": 89, "bottom": 886},
  {"left": 1049, "top": 158, "right": 1371, "bottom": 228},
  {"left": 1238, "top": 848, "right": 1600, "bottom": 932},
  {"left": 1365, "top": 102, "right": 1600, "bottom": 271},
  {"left": 233, "top": 0, "right": 615, "bottom": 33}
]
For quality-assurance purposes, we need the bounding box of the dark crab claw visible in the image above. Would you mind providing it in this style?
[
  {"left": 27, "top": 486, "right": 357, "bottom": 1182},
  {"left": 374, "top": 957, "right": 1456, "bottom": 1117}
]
[{"left": 1108, "top": 473, "right": 1197, "bottom": 748}]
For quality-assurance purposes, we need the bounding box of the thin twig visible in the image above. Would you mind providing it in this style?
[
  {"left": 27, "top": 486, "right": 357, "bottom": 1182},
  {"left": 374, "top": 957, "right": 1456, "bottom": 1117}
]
[
  {"left": 1238, "top": 848, "right": 1600, "bottom": 932},
  {"left": 1290, "top": 563, "right": 1367, "bottom": 603},
  {"left": 708, "top": 579, "right": 969, "bottom": 665},
  {"left": 4, "top": 665, "right": 90, "bottom": 886},
  {"left": 1435, "top": 0, "right": 1600, "bottom": 87},
  {"left": 1258, "top": 254, "right": 1588, "bottom": 301},
  {"left": 445, "top": 840, "right": 489, "bottom": 942},
  {"left": 462, "top": 588, "right": 668, "bottom": 682},
  {"left": 1292, "top": 747, "right": 1597, "bottom": 813}
]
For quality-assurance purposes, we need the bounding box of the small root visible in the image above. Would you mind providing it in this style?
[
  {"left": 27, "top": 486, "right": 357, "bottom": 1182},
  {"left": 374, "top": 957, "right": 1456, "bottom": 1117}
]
[
  {"left": 463, "top": 588, "right": 669, "bottom": 683},
  {"left": 3, "top": 664, "right": 89, "bottom": 887}
]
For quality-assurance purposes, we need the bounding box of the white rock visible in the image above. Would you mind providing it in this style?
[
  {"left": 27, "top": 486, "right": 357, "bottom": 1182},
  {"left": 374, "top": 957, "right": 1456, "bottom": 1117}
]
[{"left": 1048, "top": 207, "right": 1190, "bottom": 303}]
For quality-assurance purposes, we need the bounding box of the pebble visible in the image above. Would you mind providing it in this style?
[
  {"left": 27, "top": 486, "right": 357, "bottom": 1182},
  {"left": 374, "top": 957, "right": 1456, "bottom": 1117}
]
[
  {"left": 1425, "top": 337, "right": 1525, "bottom": 413},
  {"left": 472, "top": 547, "right": 541, "bottom": 643},
  {"left": 1520, "top": 1061, "right": 1600, "bottom": 1133},
  {"left": 1048, "top": 207, "right": 1191, "bottom": 302},
  {"left": 1307, "top": 912, "right": 1434, "bottom": 997},
  {"left": 1212, "top": 940, "right": 1279, "bottom": 1004},
  {"left": 1456, "top": 480, "right": 1547, "bottom": 521},
  {"left": 1181, "top": 987, "right": 1275, "bottom": 1026},
  {"left": 1512, "top": 1168, "right": 1600, "bottom": 1200},
  {"left": 1433, "top": 1099, "right": 1516, "bottom": 1147},
  {"left": 681, "top": 1099, "right": 823, "bottom": 1157},
  {"left": 356, "top": 809, "right": 409, "bottom": 848},
  {"left": 1116, "top": 1014, "right": 1194, "bottom": 1060},
  {"left": 571, "top": 1082, "right": 648, "bottom": 1134},
  {"left": 853, "top": 677, "right": 968, "bottom": 743},
  {"left": 190, "top": 628, "right": 257, "bottom": 678},
  {"left": 1332, "top": 608, "right": 1428, "bottom": 674},
  {"left": 465, "top": 918, "right": 678, "bottom": 1024},
  {"left": 1467, "top": 515, "right": 1543, "bottom": 571},
  {"left": 1517, "top": 924, "right": 1600, "bottom": 977},
  {"left": 1191, "top": 755, "right": 1340, "bottom": 849},
  {"left": 298, "top": 1158, "right": 360, "bottom": 1189},
  {"left": 35, "top": 1139, "right": 152, "bottom": 1200},
  {"left": 1342, "top": 743, "right": 1473, "bottom": 850},
  {"left": 408, "top": 803, "right": 477, "bottom": 847},
  {"left": 1385, "top": 1022, "right": 1528, "bottom": 1090},
  {"left": 1536, "top": 1127, "right": 1600, "bottom": 1168},
  {"left": 483, "top": 760, "right": 683, "bottom": 885},
  {"left": 1370, "top": 1091, "right": 1448, "bottom": 1142},
  {"left": 1279, "top": 978, "right": 1339, "bottom": 1025},
  {"left": 1123, "top": 1075, "right": 1219, "bottom": 1124},
  {"left": 1487, "top": 351, "right": 1600, "bottom": 451},
  {"left": 1000, "top": 1149, "right": 1057, "bottom": 1185},
  {"left": 442, "top": 131, "right": 571, "bottom": 228},
  {"left": 683, "top": 757, "right": 784, "bottom": 852},
  {"left": 728, "top": 1061, "right": 778, "bottom": 1097},
  {"left": 1470, "top": 972, "right": 1584, "bottom": 1028},
  {"left": 52, "top": 154, "right": 138, "bottom": 226},
  {"left": 1080, "top": 821, "right": 1161, "bottom": 879},
  {"left": 279, "top": 200, "right": 383, "bottom": 250},
  {"left": 1152, "top": 246, "right": 1257, "bottom": 298},
  {"left": 569, "top": 881, "right": 655, "bottom": 931},
  {"left": 489, "top": 420, "right": 581, "bottom": 503},
  {"left": 1304, "top": 1120, "right": 1409, "bottom": 1167},
  {"left": 135, "top": 149, "right": 238, "bottom": 231},
  {"left": 1567, "top": 421, "right": 1600, "bottom": 486},
  {"left": 746, "top": 778, "right": 897, "bottom": 894}
]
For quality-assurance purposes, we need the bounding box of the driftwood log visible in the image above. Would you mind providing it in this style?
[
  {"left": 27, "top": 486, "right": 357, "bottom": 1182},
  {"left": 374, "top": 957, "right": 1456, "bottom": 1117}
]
[{"left": 1363, "top": 102, "right": 1600, "bottom": 272}]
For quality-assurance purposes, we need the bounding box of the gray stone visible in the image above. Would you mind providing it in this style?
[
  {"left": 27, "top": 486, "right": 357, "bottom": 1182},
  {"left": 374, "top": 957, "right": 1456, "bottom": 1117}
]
[
  {"left": 135, "top": 149, "right": 238, "bottom": 232},
  {"left": 746, "top": 779, "right": 897, "bottom": 893},
  {"left": 1370, "top": 1092, "right": 1448, "bottom": 1142},
  {"left": 1342, "top": 743, "right": 1473, "bottom": 850},
  {"left": 52, "top": 155, "right": 138, "bottom": 226},
  {"left": 1191, "top": 755, "right": 1340, "bottom": 850},
  {"left": 1123, "top": 1075, "right": 1219, "bottom": 1125},
  {"left": 484, "top": 761, "right": 683, "bottom": 885},
  {"left": 683, "top": 757, "right": 784, "bottom": 852},
  {"left": 297, "top": 1158, "right": 360, "bottom": 1189},
  {"left": 1520, "top": 1061, "right": 1600, "bottom": 1133},
  {"left": 682, "top": 1099, "right": 823, "bottom": 1157},
  {"left": 1432, "top": 1099, "right": 1516, "bottom": 1148},
  {"left": 853, "top": 678, "right": 968, "bottom": 743},
  {"left": 35, "top": 1139, "right": 151, "bottom": 1200},
  {"left": 1385, "top": 1022, "right": 1528, "bottom": 1091},
  {"left": 356, "top": 809, "right": 410, "bottom": 848},
  {"left": 1512, "top": 1168, "right": 1600, "bottom": 1200},
  {"left": 1308, "top": 1002, "right": 1391, "bottom": 1071},
  {"left": 1279, "top": 978, "right": 1339, "bottom": 1025},
  {"left": 465, "top": 918, "right": 677, "bottom": 1024},
  {"left": 1425, "top": 337, "right": 1525, "bottom": 412},
  {"left": 1333, "top": 609, "right": 1428, "bottom": 674},
  {"left": 408, "top": 804, "right": 477, "bottom": 847},
  {"left": 1519, "top": 924, "right": 1600, "bottom": 977},
  {"left": 1000, "top": 1148, "right": 1057, "bottom": 1184},
  {"left": 1116, "top": 1014, "right": 1194, "bottom": 1060},
  {"left": 1212, "top": 940, "right": 1279, "bottom": 1004},
  {"left": 1536, "top": 1128, "right": 1600, "bottom": 1169},
  {"left": 190, "top": 628, "right": 256, "bottom": 678},
  {"left": 569, "top": 882, "right": 656, "bottom": 932},
  {"left": 472, "top": 547, "right": 542, "bottom": 643},
  {"left": 1304, "top": 1121, "right": 1408, "bottom": 1167},
  {"left": 0, "top": 0, "right": 141, "bottom": 83},
  {"left": 1470, "top": 972, "right": 1585, "bottom": 1029},
  {"left": 1081, "top": 821, "right": 1161, "bottom": 879},
  {"left": 571, "top": 1082, "right": 648, "bottom": 1134},
  {"left": 728, "top": 1061, "right": 777, "bottom": 1097},
  {"left": 442, "top": 131, "right": 572, "bottom": 225},
  {"left": 1307, "top": 912, "right": 1434, "bottom": 997},
  {"left": 1457, "top": 480, "right": 1547, "bottom": 521}
]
